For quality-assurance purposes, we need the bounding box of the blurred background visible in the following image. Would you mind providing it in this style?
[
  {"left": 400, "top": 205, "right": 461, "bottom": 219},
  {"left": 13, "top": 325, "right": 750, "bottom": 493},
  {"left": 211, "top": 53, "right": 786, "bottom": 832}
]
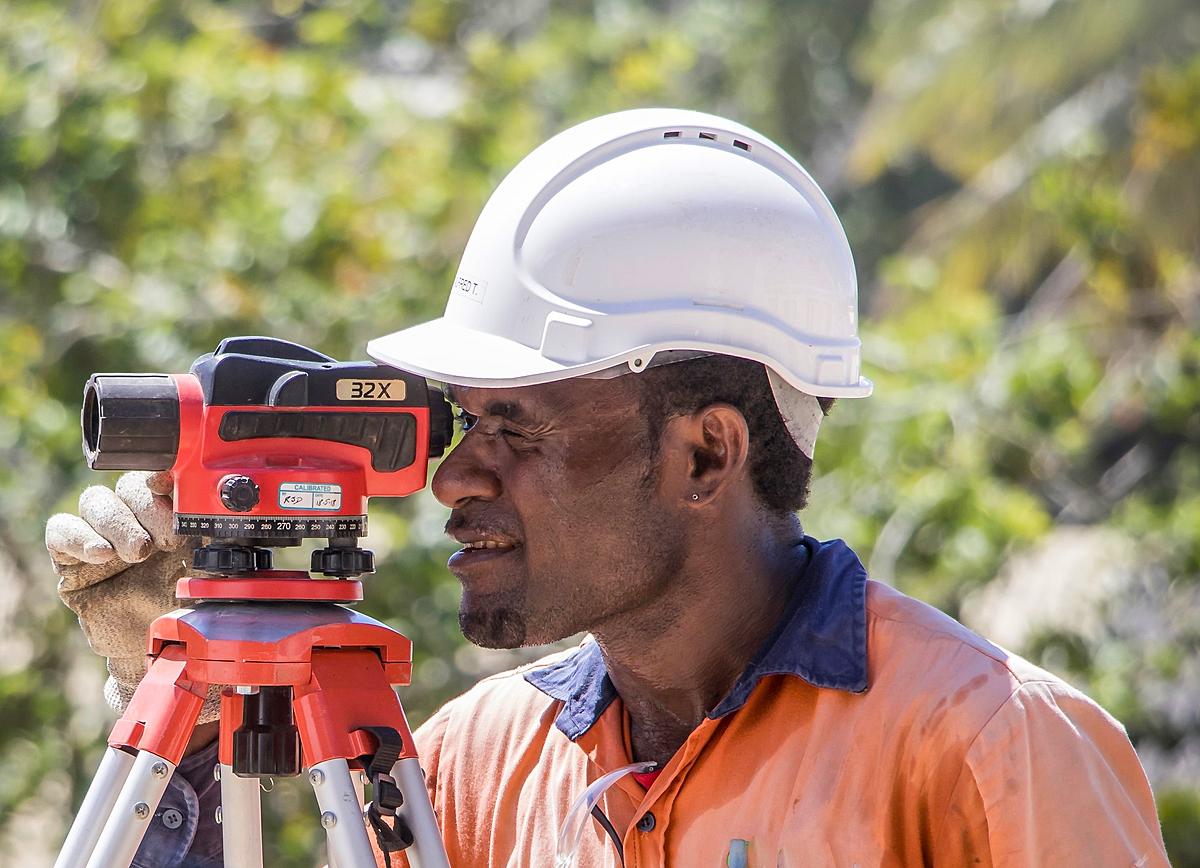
[{"left": 1, "top": 0, "right": 1197, "bottom": 863}]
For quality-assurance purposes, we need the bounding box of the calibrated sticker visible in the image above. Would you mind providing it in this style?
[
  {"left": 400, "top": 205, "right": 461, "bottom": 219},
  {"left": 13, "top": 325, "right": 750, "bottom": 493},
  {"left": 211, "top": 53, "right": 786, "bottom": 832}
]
[
  {"left": 335, "top": 378, "right": 406, "bottom": 401},
  {"left": 278, "top": 481, "right": 343, "bottom": 511}
]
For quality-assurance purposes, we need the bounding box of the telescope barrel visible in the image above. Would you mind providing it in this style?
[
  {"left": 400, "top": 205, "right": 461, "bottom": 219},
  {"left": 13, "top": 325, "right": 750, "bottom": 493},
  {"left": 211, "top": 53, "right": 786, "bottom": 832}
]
[{"left": 82, "top": 375, "right": 181, "bottom": 471}]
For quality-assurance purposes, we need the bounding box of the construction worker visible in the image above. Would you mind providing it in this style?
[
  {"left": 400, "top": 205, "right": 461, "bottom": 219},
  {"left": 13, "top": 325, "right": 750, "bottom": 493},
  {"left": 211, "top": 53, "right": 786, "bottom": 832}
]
[{"left": 48, "top": 109, "right": 1171, "bottom": 866}]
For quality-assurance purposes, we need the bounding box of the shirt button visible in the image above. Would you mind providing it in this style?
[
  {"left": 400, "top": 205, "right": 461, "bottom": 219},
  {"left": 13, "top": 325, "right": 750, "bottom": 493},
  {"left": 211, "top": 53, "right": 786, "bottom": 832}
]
[
  {"left": 636, "top": 812, "right": 656, "bottom": 833},
  {"left": 161, "top": 808, "right": 183, "bottom": 830}
]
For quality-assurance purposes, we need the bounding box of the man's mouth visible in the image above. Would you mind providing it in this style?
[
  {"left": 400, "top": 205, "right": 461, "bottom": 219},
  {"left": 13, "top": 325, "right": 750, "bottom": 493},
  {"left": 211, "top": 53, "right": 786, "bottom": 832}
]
[
  {"left": 448, "top": 541, "right": 521, "bottom": 574},
  {"left": 459, "top": 539, "right": 517, "bottom": 551},
  {"left": 447, "top": 529, "right": 523, "bottom": 571}
]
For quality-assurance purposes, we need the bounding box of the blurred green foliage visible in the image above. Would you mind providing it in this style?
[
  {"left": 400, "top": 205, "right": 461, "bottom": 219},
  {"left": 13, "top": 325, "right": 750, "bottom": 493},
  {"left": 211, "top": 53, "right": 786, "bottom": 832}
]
[{"left": 0, "top": 0, "right": 1197, "bottom": 863}]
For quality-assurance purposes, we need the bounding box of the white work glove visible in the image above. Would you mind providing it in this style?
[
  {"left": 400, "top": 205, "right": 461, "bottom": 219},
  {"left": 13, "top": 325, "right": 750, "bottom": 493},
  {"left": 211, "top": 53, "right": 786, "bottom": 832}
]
[{"left": 46, "top": 471, "right": 220, "bottom": 722}]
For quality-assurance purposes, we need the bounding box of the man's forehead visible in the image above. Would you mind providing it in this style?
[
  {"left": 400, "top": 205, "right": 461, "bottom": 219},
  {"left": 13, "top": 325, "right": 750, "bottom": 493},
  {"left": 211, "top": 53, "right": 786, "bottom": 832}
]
[{"left": 444, "top": 378, "right": 636, "bottom": 416}]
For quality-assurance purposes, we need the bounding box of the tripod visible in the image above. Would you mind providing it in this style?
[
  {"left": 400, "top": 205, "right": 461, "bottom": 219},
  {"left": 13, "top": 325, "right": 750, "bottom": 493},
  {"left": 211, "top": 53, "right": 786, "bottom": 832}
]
[{"left": 54, "top": 561, "right": 451, "bottom": 868}]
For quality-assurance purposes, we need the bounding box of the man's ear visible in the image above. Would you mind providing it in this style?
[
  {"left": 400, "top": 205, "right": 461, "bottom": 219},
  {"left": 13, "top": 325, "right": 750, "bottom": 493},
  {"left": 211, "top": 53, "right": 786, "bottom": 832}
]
[{"left": 660, "top": 404, "right": 750, "bottom": 508}]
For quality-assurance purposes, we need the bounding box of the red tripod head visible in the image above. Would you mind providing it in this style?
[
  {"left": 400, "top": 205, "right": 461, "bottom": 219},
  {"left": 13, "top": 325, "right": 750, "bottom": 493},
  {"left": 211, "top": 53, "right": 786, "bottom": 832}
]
[{"left": 81, "top": 336, "right": 454, "bottom": 596}]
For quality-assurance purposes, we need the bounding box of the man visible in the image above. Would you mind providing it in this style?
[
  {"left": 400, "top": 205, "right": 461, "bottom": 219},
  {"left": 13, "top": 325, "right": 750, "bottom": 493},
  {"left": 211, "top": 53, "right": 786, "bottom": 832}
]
[{"left": 49, "top": 110, "right": 1170, "bottom": 866}]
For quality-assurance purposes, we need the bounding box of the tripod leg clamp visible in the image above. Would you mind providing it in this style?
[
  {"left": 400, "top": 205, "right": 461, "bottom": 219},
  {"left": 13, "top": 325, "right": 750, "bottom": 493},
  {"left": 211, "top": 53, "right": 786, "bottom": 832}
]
[{"left": 361, "top": 726, "right": 416, "bottom": 867}]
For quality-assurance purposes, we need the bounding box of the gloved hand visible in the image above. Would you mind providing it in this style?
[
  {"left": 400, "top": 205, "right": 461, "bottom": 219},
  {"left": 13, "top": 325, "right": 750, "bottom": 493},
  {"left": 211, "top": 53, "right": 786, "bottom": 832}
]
[{"left": 46, "top": 471, "right": 219, "bottom": 721}]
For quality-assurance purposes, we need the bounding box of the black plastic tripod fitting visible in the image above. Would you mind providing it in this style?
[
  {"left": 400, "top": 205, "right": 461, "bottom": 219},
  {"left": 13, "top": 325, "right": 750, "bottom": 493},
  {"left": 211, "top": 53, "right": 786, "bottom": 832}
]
[{"left": 232, "top": 686, "right": 301, "bottom": 778}]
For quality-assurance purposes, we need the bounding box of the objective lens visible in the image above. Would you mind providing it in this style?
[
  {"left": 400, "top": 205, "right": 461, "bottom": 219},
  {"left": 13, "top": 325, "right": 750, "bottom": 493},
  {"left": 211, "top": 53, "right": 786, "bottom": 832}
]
[{"left": 82, "top": 375, "right": 181, "bottom": 470}]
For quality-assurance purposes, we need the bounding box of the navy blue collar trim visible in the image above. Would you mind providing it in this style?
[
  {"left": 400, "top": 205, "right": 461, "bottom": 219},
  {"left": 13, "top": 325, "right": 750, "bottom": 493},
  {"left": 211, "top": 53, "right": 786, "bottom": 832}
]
[
  {"left": 523, "top": 640, "right": 617, "bottom": 741},
  {"left": 523, "top": 537, "right": 869, "bottom": 741}
]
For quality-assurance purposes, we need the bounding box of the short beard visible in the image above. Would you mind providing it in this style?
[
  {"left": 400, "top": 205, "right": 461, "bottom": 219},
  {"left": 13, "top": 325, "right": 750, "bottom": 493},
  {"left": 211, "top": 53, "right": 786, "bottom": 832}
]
[{"left": 459, "top": 594, "right": 529, "bottom": 648}]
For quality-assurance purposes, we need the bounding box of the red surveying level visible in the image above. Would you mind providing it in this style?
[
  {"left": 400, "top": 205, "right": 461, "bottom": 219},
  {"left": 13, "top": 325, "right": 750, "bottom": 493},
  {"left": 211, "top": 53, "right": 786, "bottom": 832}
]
[{"left": 56, "top": 337, "right": 454, "bottom": 868}]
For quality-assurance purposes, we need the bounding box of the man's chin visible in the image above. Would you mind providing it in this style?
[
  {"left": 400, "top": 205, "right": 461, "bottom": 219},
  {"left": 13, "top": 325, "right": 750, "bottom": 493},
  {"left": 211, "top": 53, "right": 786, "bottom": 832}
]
[
  {"left": 459, "top": 603, "right": 529, "bottom": 649},
  {"left": 457, "top": 584, "right": 591, "bottom": 649}
]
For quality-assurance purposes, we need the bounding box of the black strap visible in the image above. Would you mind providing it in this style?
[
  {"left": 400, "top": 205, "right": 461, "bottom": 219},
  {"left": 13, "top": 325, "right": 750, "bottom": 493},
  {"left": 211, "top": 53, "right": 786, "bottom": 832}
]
[
  {"left": 591, "top": 805, "right": 625, "bottom": 865},
  {"left": 361, "top": 727, "right": 415, "bottom": 868}
]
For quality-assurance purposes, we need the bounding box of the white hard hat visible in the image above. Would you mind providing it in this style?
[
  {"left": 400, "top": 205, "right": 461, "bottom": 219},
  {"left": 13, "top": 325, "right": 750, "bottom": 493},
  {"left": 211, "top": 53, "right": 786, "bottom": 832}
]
[{"left": 368, "top": 108, "right": 872, "bottom": 456}]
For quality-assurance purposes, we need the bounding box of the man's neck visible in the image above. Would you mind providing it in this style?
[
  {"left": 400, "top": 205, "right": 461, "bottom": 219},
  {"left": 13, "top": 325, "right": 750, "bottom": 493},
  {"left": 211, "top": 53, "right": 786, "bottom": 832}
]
[{"left": 593, "top": 512, "right": 808, "bottom": 768}]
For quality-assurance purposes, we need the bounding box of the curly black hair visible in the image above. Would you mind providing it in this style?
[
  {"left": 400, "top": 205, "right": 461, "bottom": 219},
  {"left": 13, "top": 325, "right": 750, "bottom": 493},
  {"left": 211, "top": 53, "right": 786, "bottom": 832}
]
[{"left": 635, "top": 355, "right": 834, "bottom": 514}]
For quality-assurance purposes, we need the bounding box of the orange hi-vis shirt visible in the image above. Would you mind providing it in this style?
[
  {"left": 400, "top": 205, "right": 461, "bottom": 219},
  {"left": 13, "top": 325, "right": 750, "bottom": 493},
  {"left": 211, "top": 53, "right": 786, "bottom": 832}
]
[{"left": 409, "top": 538, "right": 1170, "bottom": 867}]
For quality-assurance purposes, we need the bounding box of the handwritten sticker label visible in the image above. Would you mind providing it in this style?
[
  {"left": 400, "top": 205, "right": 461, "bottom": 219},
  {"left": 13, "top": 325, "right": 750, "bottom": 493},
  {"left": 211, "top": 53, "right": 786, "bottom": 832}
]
[
  {"left": 278, "top": 482, "right": 343, "bottom": 511},
  {"left": 453, "top": 273, "right": 487, "bottom": 304}
]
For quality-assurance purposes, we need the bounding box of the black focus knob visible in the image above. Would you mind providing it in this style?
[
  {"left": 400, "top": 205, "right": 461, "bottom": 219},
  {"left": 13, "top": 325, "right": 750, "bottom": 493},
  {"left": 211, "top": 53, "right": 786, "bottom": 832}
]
[{"left": 219, "top": 475, "right": 260, "bottom": 512}]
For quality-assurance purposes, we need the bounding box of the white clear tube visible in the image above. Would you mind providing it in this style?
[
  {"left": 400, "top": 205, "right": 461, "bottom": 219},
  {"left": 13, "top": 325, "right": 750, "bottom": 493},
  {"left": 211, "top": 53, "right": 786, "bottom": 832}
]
[{"left": 554, "top": 761, "right": 655, "bottom": 868}]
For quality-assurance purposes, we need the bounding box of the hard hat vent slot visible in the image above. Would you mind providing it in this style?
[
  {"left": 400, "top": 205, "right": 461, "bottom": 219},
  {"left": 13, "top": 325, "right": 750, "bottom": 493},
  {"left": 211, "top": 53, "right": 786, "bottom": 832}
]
[
  {"left": 733, "top": 139, "right": 751, "bottom": 151},
  {"left": 663, "top": 131, "right": 681, "bottom": 138},
  {"left": 698, "top": 131, "right": 717, "bottom": 141}
]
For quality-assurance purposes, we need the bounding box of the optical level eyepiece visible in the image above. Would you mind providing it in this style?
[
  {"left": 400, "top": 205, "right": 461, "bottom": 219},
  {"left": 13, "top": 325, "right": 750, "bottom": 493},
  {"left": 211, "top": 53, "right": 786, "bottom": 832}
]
[{"left": 82, "top": 375, "right": 181, "bottom": 471}]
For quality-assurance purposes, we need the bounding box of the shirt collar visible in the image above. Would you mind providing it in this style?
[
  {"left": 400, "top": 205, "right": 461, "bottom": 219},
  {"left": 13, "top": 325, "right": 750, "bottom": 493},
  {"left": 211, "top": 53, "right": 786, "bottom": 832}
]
[{"left": 524, "top": 536, "right": 869, "bottom": 741}]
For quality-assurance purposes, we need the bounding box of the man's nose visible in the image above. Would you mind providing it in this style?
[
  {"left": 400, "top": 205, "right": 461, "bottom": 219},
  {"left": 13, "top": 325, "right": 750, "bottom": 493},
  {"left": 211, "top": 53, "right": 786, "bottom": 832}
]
[{"left": 431, "top": 438, "right": 502, "bottom": 508}]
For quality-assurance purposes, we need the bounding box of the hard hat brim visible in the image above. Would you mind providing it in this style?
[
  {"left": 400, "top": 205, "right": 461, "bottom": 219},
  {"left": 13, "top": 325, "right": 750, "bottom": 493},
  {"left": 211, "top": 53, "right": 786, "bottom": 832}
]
[
  {"left": 365, "top": 317, "right": 632, "bottom": 388},
  {"left": 368, "top": 317, "right": 874, "bottom": 396}
]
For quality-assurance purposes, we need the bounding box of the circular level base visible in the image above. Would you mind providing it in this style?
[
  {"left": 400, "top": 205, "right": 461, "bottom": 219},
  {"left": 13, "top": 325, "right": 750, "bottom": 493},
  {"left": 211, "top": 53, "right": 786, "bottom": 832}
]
[{"left": 177, "top": 574, "right": 363, "bottom": 603}]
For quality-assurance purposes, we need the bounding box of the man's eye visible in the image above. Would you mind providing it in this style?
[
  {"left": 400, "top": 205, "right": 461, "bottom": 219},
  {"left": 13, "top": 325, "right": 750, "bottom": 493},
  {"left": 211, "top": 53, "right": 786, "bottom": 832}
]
[
  {"left": 455, "top": 409, "right": 478, "bottom": 432},
  {"left": 454, "top": 408, "right": 529, "bottom": 443}
]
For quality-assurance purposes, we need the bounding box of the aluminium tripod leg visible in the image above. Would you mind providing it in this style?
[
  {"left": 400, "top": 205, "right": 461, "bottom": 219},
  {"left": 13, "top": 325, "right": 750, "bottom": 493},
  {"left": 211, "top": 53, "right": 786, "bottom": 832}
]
[
  {"left": 390, "top": 758, "right": 449, "bottom": 868},
  {"left": 54, "top": 748, "right": 136, "bottom": 868},
  {"left": 326, "top": 772, "right": 367, "bottom": 868},
  {"left": 85, "top": 750, "right": 180, "bottom": 868},
  {"left": 216, "top": 691, "right": 264, "bottom": 868},
  {"left": 56, "top": 646, "right": 206, "bottom": 868},
  {"left": 310, "top": 758, "right": 377, "bottom": 868},
  {"left": 218, "top": 763, "right": 264, "bottom": 868}
]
